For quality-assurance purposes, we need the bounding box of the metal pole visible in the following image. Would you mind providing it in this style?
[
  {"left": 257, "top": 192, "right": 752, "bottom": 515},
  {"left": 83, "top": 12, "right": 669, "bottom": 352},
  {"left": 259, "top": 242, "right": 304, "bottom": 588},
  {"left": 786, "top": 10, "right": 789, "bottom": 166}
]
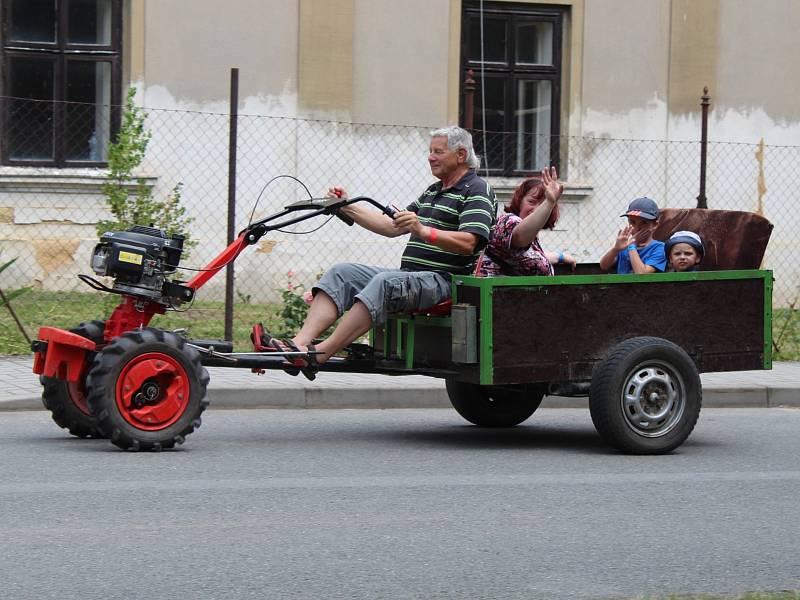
[
  {"left": 224, "top": 68, "right": 239, "bottom": 342},
  {"left": 464, "top": 69, "right": 476, "bottom": 130},
  {"left": 0, "top": 287, "right": 31, "bottom": 345},
  {"left": 697, "top": 86, "right": 710, "bottom": 209}
]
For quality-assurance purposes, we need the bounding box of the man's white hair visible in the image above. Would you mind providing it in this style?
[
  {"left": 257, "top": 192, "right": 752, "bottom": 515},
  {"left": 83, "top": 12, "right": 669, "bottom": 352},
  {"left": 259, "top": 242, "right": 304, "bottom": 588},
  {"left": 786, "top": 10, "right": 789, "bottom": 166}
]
[{"left": 430, "top": 126, "right": 481, "bottom": 169}]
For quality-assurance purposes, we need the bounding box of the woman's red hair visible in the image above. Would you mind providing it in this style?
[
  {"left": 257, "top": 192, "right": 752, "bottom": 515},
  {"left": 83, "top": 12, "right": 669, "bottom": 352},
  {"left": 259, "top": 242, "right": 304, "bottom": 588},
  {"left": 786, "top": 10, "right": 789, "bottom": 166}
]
[{"left": 505, "top": 177, "right": 560, "bottom": 229}]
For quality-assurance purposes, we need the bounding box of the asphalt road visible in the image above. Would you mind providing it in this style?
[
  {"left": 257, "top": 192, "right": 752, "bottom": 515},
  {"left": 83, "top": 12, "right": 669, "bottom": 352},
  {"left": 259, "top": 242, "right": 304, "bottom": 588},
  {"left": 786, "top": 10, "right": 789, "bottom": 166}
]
[{"left": 2, "top": 407, "right": 799, "bottom": 600}]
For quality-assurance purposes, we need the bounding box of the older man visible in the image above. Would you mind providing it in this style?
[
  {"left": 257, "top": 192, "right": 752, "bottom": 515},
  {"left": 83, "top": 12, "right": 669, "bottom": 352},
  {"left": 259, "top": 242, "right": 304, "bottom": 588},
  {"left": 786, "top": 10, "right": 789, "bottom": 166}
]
[{"left": 264, "top": 126, "right": 496, "bottom": 377}]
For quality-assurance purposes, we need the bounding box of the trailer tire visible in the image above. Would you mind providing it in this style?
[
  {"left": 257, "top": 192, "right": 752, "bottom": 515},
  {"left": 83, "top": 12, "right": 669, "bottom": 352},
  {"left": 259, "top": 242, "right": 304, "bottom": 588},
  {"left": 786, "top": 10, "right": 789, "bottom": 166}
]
[
  {"left": 40, "top": 320, "right": 106, "bottom": 439},
  {"left": 589, "top": 336, "right": 701, "bottom": 454},
  {"left": 86, "top": 328, "right": 210, "bottom": 451},
  {"left": 446, "top": 380, "right": 545, "bottom": 427}
]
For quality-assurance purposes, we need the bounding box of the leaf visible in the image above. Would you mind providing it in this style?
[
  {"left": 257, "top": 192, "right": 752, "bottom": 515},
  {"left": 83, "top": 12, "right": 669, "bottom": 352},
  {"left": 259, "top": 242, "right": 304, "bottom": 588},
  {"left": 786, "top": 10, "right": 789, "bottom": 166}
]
[
  {"left": 3, "top": 286, "right": 31, "bottom": 302},
  {"left": 0, "top": 257, "right": 17, "bottom": 275}
]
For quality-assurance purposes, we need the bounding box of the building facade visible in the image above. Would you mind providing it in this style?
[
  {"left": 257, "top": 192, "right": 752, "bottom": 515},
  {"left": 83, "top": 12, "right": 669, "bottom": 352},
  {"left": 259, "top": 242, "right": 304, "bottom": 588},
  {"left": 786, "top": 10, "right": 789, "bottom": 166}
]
[{"left": 1, "top": 0, "right": 798, "bottom": 301}]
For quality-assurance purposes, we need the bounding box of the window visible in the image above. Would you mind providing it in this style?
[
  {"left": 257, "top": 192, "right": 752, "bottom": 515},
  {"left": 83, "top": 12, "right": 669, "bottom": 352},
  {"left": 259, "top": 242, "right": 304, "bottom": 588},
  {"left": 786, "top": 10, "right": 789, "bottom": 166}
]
[
  {"left": 1, "top": 0, "right": 122, "bottom": 166},
  {"left": 461, "top": 2, "right": 563, "bottom": 176}
]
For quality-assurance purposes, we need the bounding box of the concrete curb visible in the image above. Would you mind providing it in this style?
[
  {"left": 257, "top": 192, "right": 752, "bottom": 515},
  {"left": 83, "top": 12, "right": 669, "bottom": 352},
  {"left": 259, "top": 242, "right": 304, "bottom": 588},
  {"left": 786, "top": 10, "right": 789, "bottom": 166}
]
[
  {"left": 202, "top": 387, "right": 800, "bottom": 411},
  {"left": 4, "top": 386, "right": 799, "bottom": 412},
  {"left": 2, "top": 356, "right": 798, "bottom": 411}
]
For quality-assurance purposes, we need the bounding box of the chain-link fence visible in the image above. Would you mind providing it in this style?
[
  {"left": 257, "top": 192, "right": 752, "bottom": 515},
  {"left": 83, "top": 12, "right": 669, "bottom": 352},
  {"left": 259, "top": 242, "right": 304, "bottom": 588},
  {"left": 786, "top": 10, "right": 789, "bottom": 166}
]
[{"left": 1, "top": 97, "right": 799, "bottom": 345}]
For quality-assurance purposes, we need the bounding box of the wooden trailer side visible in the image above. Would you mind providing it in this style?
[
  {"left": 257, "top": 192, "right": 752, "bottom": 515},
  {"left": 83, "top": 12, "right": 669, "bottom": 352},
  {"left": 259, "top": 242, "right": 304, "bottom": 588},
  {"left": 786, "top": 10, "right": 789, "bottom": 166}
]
[{"left": 452, "top": 270, "right": 772, "bottom": 386}]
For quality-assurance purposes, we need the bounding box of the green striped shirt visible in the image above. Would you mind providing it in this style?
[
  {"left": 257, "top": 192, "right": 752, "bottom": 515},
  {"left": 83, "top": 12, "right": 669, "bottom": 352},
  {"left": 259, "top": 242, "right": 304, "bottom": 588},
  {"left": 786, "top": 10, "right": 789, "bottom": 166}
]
[{"left": 401, "top": 170, "right": 496, "bottom": 276}]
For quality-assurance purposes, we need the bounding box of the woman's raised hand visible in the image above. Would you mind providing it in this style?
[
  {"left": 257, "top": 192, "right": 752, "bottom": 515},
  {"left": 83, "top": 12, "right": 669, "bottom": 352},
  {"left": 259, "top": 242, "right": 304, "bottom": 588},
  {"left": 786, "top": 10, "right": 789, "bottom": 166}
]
[{"left": 541, "top": 166, "right": 564, "bottom": 205}]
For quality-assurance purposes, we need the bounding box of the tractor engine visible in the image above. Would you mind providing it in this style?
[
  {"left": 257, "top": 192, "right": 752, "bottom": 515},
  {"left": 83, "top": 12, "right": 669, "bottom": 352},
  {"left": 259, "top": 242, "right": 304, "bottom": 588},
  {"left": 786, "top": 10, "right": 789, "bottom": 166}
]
[{"left": 90, "top": 225, "right": 193, "bottom": 304}]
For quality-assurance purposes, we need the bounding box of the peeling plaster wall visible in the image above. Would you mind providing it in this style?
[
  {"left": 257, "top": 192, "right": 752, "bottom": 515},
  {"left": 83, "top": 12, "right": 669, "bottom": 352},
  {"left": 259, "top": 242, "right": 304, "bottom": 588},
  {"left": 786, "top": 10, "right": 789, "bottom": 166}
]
[
  {"left": 574, "top": 0, "right": 800, "bottom": 304},
  {"left": 139, "top": 0, "right": 299, "bottom": 112},
  {"left": 116, "top": 0, "right": 452, "bottom": 301},
  {"left": 352, "top": 0, "right": 451, "bottom": 127},
  {"left": 5, "top": 0, "right": 799, "bottom": 303}
]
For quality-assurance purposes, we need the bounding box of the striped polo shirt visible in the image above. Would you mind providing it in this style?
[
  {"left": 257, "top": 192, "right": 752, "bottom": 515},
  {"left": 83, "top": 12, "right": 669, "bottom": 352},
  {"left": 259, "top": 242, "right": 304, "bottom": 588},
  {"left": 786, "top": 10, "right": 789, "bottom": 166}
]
[{"left": 400, "top": 169, "right": 497, "bottom": 276}]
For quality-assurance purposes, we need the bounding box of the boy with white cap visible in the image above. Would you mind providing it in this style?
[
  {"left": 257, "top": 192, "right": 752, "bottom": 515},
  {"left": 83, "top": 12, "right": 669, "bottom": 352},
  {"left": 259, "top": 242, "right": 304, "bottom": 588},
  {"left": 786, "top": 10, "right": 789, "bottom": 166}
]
[
  {"left": 665, "top": 230, "right": 705, "bottom": 272},
  {"left": 599, "top": 197, "right": 667, "bottom": 274}
]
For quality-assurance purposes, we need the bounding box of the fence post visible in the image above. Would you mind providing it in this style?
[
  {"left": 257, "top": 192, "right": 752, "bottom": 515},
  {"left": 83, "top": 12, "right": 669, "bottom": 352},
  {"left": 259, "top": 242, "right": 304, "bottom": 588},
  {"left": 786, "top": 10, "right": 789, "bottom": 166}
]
[
  {"left": 224, "top": 68, "right": 239, "bottom": 342},
  {"left": 463, "top": 69, "right": 476, "bottom": 130},
  {"left": 697, "top": 86, "right": 710, "bottom": 209}
]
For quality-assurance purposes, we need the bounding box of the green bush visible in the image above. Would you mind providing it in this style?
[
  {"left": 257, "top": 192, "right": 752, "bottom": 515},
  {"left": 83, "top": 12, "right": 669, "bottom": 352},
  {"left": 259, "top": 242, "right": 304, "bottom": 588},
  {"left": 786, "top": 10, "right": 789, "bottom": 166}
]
[
  {"left": 273, "top": 270, "right": 313, "bottom": 337},
  {"left": 96, "top": 88, "right": 195, "bottom": 253}
]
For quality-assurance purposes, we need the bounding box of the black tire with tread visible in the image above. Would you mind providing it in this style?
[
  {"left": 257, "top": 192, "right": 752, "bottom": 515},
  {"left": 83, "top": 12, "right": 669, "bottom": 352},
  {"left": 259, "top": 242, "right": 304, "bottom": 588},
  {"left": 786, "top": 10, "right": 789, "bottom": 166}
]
[
  {"left": 40, "top": 320, "right": 106, "bottom": 439},
  {"left": 445, "top": 380, "right": 545, "bottom": 427},
  {"left": 85, "top": 328, "right": 210, "bottom": 451},
  {"left": 589, "top": 336, "right": 701, "bottom": 455}
]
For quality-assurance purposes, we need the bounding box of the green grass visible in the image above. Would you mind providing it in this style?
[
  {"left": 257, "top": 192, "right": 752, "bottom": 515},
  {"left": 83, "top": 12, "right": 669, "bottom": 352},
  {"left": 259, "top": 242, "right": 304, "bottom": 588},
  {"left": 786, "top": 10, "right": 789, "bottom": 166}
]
[
  {"left": 2, "top": 290, "right": 800, "bottom": 361},
  {"left": 773, "top": 308, "right": 800, "bottom": 361},
  {"left": 0, "top": 289, "right": 286, "bottom": 354}
]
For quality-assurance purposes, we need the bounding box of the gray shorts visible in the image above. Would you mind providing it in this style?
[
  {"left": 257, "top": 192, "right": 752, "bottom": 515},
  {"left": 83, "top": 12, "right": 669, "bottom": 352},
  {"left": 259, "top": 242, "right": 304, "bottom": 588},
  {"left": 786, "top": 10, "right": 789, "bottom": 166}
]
[{"left": 312, "top": 263, "right": 451, "bottom": 325}]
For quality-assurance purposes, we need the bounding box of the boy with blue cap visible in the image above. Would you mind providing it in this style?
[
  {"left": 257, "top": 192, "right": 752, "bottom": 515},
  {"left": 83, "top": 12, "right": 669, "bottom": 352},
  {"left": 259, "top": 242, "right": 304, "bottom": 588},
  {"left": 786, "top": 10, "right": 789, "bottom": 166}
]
[{"left": 599, "top": 197, "right": 667, "bottom": 274}]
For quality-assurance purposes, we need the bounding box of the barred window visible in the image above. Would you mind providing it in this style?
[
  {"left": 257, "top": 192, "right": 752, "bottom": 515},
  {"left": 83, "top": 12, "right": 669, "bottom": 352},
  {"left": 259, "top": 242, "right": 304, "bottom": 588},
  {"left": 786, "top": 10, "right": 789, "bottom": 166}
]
[
  {"left": 1, "top": 0, "right": 122, "bottom": 166},
  {"left": 461, "top": 2, "right": 563, "bottom": 176}
]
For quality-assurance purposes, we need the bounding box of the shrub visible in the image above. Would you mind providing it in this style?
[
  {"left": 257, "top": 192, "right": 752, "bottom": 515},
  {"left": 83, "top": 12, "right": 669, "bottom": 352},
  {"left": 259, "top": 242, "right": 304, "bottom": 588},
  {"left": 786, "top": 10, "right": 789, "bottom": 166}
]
[{"left": 96, "top": 88, "right": 195, "bottom": 254}]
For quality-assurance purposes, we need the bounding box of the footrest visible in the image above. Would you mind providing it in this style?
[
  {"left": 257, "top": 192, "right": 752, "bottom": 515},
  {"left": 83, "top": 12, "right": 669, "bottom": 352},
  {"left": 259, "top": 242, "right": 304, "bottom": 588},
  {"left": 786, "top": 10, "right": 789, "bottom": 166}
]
[{"left": 251, "top": 323, "right": 271, "bottom": 352}]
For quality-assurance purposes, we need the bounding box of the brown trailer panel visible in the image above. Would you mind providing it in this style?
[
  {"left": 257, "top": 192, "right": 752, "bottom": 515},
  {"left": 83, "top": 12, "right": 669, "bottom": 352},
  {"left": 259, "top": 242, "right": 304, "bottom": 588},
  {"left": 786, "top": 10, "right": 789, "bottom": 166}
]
[{"left": 452, "top": 270, "right": 772, "bottom": 386}]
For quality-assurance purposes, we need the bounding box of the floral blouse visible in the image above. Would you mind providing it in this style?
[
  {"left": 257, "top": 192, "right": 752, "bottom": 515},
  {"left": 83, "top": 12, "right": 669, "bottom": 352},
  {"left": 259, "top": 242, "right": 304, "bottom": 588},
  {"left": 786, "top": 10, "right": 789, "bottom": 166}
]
[{"left": 477, "top": 212, "right": 554, "bottom": 277}]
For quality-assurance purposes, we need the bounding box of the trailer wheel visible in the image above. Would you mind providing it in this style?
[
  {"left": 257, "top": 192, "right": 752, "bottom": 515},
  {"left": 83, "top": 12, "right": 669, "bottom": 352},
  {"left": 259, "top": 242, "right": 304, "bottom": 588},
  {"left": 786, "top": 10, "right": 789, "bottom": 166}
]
[
  {"left": 445, "top": 380, "right": 545, "bottom": 427},
  {"left": 86, "top": 328, "right": 210, "bottom": 451},
  {"left": 589, "top": 336, "right": 701, "bottom": 454},
  {"left": 40, "top": 320, "right": 106, "bottom": 439}
]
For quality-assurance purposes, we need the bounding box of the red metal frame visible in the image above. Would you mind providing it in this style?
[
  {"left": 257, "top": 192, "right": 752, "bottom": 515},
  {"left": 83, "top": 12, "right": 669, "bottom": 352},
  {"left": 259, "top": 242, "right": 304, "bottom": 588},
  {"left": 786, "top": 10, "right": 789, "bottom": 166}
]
[
  {"left": 32, "top": 327, "right": 97, "bottom": 382},
  {"left": 186, "top": 233, "right": 248, "bottom": 291}
]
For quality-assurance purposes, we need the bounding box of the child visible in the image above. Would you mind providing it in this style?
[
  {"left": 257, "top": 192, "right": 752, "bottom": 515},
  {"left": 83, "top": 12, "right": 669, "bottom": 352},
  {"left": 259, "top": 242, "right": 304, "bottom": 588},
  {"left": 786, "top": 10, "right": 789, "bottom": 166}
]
[
  {"left": 665, "top": 230, "right": 705, "bottom": 272},
  {"left": 599, "top": 197, "right": 667, "bottom": 274}
]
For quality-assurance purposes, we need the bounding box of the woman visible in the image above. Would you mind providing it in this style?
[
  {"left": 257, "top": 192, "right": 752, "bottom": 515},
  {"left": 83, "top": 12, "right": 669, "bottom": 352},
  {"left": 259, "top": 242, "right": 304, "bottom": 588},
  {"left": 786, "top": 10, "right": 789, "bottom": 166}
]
[{"left": 478, "top": 166, "right": 576, "bottom": 276}]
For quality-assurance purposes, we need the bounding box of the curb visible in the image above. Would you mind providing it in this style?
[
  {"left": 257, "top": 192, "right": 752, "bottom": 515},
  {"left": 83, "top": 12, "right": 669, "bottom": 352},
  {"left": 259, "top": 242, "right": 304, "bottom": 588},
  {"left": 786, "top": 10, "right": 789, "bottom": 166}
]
[
  {"left": 3, "top": 387, "right": 799, "bottom": 413},
  {"left": 2, "top": 356, "right": 799, "bottom": 411}
]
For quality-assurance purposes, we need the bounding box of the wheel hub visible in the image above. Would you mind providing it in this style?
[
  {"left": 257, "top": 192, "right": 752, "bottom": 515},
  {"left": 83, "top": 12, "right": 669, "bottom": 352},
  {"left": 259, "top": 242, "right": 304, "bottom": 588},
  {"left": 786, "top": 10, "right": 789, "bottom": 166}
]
[
  {"left": 133, "top": 380, "right": 161, "bottom": 408},
  {"left": 116, "top": 353, "right": 190, "bottom": 430},
  {"left": 621, "top": 363, "right": 685, "bottom": 438}
]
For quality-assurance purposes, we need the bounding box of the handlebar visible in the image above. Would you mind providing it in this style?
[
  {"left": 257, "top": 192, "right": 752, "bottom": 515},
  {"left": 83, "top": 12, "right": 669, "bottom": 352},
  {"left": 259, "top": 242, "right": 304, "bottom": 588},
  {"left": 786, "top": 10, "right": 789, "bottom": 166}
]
[
  {"left": 242, "top": 196, "right": 397, "bottom": 244},
  {"left": 284, "top": 195, "right": 397, "bottom": 221}
]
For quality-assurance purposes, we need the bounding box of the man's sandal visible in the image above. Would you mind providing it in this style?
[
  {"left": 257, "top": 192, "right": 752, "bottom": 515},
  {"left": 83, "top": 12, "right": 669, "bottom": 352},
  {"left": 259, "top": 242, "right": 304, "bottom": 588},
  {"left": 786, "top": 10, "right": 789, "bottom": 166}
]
[{"left": 282, "top": 340, "right": 319, "bottom": 382}]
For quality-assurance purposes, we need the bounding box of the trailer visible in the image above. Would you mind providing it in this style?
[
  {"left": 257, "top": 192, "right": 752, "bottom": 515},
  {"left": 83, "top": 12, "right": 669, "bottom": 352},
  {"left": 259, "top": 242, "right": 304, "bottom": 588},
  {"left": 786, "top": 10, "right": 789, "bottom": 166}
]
[{"left": 30, "top": 199, "right": 773, "bottom": 454}]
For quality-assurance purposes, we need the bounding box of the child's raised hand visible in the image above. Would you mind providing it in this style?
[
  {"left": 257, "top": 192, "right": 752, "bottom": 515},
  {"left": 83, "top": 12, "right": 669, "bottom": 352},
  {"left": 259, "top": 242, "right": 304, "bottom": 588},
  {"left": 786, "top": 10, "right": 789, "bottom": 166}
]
[{"left": 615, "top": 226, "right": 635, "bottom": 250}]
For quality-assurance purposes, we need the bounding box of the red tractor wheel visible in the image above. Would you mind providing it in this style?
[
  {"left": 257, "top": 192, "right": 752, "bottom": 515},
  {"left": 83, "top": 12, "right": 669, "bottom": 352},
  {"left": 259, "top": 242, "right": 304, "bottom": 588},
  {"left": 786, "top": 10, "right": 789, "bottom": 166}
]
[
  {"left": 40, "top": 320, "right": 106, "bottom": 438},
  {"left": 86, "top": 328, "right": 210, "bottom": 451}
]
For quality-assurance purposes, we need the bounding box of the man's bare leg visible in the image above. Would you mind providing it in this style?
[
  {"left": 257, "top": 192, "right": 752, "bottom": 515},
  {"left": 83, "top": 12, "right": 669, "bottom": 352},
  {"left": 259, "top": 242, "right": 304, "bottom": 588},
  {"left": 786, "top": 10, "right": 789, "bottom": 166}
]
[
  {"left": 291, "top": 300, "right": 373, "bottom": 364},
  {"left": 292, "top": 291, "right": 339, "bottom": 348}
]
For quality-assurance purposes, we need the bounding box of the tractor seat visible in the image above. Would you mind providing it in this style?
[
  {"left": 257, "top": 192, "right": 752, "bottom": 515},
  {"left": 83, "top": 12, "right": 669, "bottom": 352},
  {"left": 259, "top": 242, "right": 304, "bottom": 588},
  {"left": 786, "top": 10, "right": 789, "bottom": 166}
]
[{"left": 408, "top": 298, "right": 453, "bottom": 317}]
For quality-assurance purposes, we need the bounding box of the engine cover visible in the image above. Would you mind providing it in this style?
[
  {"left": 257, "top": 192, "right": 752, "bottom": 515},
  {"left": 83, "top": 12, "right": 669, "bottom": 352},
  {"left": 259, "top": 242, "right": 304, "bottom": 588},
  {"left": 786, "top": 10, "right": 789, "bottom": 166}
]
[{"left": 91, "top": 225, "right": 186, "bottom": 300}]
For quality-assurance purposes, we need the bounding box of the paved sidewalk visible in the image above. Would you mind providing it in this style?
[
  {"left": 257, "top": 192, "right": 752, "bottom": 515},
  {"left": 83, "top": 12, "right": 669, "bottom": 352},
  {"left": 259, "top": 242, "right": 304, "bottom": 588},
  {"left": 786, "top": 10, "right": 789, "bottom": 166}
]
[{"left": 2, "top": 354, "right": 798, "bottom": 411}]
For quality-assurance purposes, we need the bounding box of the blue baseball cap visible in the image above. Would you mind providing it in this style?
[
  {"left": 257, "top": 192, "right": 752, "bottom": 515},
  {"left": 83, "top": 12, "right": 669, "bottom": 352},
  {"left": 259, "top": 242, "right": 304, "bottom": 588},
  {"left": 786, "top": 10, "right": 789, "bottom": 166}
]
[{"left": 621, "top": 197, "right": 659, "bottom": 220}]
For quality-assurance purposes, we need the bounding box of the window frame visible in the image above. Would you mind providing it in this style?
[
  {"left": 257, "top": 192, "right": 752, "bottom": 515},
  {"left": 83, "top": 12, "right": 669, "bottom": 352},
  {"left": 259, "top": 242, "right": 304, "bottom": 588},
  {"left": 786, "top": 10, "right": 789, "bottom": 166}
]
[
  {"left": 0, "top": 0, "right": 123, "bottom": 167},
  {"left": 460, "top": 1, "right": 564, "bottom": 177}
]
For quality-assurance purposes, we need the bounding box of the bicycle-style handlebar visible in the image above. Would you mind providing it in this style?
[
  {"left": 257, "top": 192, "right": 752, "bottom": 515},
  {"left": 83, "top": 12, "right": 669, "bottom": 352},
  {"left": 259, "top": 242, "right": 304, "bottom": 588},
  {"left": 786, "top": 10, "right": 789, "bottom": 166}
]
[{"left": 188, "top": 196, "right": 398, "bottom": 292}]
